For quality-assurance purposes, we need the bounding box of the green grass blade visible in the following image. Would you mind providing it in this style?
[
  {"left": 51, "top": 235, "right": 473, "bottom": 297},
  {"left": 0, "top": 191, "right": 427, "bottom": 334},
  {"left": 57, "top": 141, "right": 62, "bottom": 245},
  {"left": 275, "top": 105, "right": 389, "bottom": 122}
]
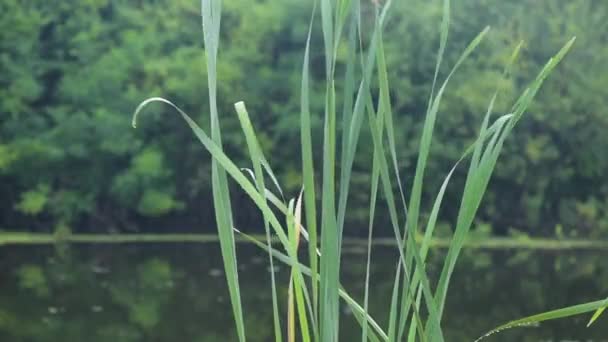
[
  {"left": 319, "top": 81, "right": 339, "bottom": 342},
  {"left": 320, "top": 0, "right": 334, "bottom": 77},
  {"left": 587, "top": 304, "right": 606, "bottom": 327},
  {"left": 375, "top": 24, "right": 407, "bottom": 218},
  {"left": 200, "top": 1, "right": 245, "bottom": 340},
  {"left": 362, "top": 119, "right": 381, "bottom": 342},
  {"left": 319, "top": 1, "right": 339, "bottom": 338},
  {"left": 428, "top": 0, "right": 450, "bottom": 107},
  {"left": 475, "top": 298, "right": 608, "bottom": 342},
  {"left": 293, "top": 192, "right": 313, "bottom": 341},
  {"left": 234, "top": 102, "right": 283, "bottom": 342},
  {"left": 337, "top": 2, "right": 360, "bottom": 244},
  {"left": 286, "top": 195, "right": 311, "bottom": 342},
  {"left": 300, "top": 2, "right": 319, "bottom": 325}
]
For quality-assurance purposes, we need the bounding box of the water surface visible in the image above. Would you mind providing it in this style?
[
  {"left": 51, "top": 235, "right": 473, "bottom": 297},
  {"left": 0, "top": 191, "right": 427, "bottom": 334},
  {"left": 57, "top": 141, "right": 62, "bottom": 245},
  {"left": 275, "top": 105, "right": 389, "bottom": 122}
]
[{"left": 0, "top": 243, "right": 606, "bottom": 341}]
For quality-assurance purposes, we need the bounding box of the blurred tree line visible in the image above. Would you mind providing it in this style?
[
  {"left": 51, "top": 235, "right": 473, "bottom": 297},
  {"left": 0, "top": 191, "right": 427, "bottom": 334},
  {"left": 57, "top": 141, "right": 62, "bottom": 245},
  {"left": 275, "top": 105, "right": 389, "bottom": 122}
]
[{"left": 1, "top": 0, "right": 607, "bottom": 237}]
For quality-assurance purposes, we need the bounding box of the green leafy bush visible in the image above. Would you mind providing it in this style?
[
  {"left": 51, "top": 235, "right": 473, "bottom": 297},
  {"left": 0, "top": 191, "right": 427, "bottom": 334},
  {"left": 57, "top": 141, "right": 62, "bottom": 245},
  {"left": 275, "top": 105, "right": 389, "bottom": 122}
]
[{"left": 1, "top": 0, "right": 607, "bottom": 239}]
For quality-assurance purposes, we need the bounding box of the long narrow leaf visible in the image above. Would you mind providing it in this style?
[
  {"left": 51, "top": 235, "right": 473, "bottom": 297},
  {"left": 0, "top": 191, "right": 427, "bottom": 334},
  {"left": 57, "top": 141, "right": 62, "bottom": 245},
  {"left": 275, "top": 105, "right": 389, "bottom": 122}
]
[
  {"left": 475, "top": 299, "right": 608, "bottom": 342},
  {"left": 234, "top": 102, "right": 283, "bottom": 342}
]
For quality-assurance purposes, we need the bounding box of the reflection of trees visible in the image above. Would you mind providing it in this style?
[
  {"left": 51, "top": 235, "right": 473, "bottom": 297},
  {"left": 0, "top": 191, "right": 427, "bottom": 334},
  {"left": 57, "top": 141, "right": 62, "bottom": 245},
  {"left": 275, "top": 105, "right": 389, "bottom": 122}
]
[{"left": 0, "top": 245, "right": 606, "bottom": 341}]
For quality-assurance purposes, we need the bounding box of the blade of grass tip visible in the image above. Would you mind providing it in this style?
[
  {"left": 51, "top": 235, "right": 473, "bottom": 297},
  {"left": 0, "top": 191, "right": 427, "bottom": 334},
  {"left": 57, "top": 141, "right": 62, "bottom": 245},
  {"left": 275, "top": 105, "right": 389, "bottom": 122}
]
[
  {"left": 244, "top": 180, "right": 383, "bottom": 342},
  {"left": 587, "top": 306, "right": 606, "bottom": 327},
  {"left": 386, "top": 260, "right": 401, "bottom": 341},
  {"left": 201, "top": 0, "right": 246, "bottom": 340},
  {"left": 261, "top": 158, "right": 285, "bottom": 202},
  {"left": 139, "top": 103, "right": 321, "bottom": 342},
  {"left": 239, "top": 207, "right": 316, "bottom": 341},
  {"left": 264, "top": 188, "right": 314, "bottom": 251},
  {"left": 319, "top": 82, "right": 339, "bottom": 342},
  {"left": 320, "top": 0, "right": 334, "bottom": 77},
  {"left": 235, "top": 229, "right": 389, "bottom": 341},
  {"left": 287, "top": 198, "right": 310, "bottom": 342},
  {"left": 300, "top": 2, "right": 319, "bottom": 325},
  {"left": 427, "top": 0, "right": 450, "bottom": 107},
  {"left": 470, "top": 41, "right": 522, "bottom": 175},
  {"left": 475, "top": 298, "right": 608, "bottom": 342},
  {"left": 432, "top": 38, "right": 576, "bottom": 328},
  {"left": 234, "top": 101, "right": 283, "bottom": 342},
  {"left": 263, "top": 188, "right": 318, "bottom": 338}
]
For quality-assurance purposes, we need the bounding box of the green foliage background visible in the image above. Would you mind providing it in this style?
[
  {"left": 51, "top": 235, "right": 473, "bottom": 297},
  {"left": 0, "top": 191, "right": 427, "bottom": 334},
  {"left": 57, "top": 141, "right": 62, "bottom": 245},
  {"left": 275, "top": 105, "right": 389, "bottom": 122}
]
[{"left": 1, "top": 0, "right": 607, "bottom": 237}]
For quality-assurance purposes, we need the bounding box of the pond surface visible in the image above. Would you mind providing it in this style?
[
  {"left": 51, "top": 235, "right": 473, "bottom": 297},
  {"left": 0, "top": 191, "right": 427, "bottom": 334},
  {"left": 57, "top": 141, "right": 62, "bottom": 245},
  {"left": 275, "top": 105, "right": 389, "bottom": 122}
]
[{"left": 0, "top": 243, "right": 606, "bottom": 341}]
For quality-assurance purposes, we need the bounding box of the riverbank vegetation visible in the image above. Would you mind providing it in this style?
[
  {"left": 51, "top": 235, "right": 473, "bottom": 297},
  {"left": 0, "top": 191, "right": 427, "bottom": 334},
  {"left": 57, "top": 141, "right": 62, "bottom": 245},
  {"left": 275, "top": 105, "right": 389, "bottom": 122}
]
[{"left": 1, "top": 0, "right": 607, "bottom": 239}]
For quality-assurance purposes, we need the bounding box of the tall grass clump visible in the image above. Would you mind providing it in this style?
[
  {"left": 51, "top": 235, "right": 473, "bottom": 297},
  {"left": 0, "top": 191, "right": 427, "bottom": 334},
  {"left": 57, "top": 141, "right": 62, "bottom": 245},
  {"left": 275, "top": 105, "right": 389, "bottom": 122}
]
[{"left": 133, "top": 0, "right": 607, "bottom": 340}]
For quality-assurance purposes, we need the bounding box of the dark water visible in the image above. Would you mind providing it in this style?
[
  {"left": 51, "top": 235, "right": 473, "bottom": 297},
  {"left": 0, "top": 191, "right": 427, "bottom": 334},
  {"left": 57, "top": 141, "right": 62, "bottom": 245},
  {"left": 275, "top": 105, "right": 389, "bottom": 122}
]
[{"left": 0, "top": 243, "right": 606, "bottom": 341}]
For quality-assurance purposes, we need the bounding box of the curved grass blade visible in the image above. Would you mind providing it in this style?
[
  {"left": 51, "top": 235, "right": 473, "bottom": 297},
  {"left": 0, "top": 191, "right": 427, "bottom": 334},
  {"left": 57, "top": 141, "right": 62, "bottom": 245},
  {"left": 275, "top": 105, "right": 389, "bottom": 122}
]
[
  {"left": 475, "top": 298, "right": 608, "bottom": 342},
  {"left": 133, "top": 98, "right": 312, "bottom": 339}
]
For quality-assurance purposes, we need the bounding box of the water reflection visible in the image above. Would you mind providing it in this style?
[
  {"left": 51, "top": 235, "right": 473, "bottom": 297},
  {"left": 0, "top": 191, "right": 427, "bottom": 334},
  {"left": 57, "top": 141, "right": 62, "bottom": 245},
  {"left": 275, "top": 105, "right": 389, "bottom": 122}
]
[{"left": 0, "top": 244, "right": 606, "bottom": 341}]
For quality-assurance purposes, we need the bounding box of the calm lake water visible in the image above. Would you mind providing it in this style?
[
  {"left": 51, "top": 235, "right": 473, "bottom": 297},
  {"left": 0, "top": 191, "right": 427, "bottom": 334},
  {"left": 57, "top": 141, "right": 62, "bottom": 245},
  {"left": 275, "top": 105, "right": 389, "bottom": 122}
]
[{"left": 0, "top": 243, "right": 606, "bottom": 341}]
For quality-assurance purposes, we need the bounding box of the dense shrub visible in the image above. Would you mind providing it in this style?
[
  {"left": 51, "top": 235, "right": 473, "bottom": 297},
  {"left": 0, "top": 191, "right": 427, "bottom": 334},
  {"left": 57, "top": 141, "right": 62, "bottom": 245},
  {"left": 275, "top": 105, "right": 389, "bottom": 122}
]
[{"left": 1, "top": 0, "right": 606, "bottom": 236}]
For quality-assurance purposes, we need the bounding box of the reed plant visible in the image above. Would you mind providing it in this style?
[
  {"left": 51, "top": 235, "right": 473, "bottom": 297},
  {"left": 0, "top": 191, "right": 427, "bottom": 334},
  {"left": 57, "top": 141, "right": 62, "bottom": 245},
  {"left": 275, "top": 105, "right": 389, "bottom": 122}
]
[{"left": 133, "top": 0, "right": 607, "bottom": 340}]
